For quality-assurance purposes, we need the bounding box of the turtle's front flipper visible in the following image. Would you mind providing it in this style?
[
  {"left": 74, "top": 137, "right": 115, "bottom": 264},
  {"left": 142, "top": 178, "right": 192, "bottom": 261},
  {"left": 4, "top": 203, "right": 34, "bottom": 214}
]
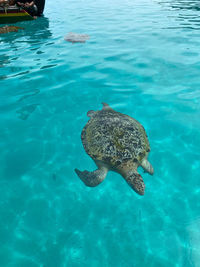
[
  {"left": 140, "top": 158, "right": 154, "bottom": 175},
  {"left": 75, "top": 167, "right": 108, "bottom": 187},
  {"left": 123, "top": 171, "right": 145, "bottom": 195}
]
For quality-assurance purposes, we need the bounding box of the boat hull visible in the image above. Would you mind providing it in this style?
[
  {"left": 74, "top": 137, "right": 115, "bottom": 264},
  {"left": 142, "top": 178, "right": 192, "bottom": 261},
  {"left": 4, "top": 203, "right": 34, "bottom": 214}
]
[{"left": 0, "top": 6, "right": 33, "bottom": 24}]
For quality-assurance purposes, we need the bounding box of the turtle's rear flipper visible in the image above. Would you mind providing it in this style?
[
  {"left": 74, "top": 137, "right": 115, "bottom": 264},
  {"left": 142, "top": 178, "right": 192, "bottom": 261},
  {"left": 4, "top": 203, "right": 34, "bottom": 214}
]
[
  {"left": 75, "top": 167, "right": 108, "bottom": 187},
  {"left": 124, "top": 172, "right": 145, "bottom": 195},
  {"left": 140, "top": 158, "right": 154, "bottom": 175}
]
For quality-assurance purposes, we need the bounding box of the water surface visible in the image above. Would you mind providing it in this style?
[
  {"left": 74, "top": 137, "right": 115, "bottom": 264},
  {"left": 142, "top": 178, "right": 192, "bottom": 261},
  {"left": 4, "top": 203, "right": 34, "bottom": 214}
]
[{"left": 0, "top": 0, "right": 200, "bottom": 266}]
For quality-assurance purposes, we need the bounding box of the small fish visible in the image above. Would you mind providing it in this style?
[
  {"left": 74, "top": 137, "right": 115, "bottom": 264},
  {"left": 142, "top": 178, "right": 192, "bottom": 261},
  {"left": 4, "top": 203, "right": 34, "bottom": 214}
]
[
  {"left": 52, "top": 173, "right": 57, "bottom": 181},
  {"left": 64, "top": 32, "right": 90, "bottom": 43},
  {"left": 0, "top": 25, "right": 24, "bottom": 34}
]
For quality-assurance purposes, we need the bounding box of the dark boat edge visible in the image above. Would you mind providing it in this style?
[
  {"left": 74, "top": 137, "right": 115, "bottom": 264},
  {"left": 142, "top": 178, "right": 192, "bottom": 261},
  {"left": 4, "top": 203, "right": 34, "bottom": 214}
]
[{"left": 0, "top": 0, "right": 45, "bottom": 24}]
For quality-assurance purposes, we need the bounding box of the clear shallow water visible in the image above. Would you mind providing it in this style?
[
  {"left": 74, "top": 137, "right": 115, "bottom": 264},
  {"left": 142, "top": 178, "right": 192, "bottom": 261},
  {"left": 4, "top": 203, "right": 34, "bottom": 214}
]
[{"left": 0, "top": 0, "right": 200, "bottom": 266}]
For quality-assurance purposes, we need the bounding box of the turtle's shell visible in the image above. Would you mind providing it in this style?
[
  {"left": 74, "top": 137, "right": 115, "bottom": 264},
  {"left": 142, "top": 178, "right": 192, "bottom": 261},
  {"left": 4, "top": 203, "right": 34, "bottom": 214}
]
[{"left": 81, "top": 107, "right": 150, "bottom": 168}]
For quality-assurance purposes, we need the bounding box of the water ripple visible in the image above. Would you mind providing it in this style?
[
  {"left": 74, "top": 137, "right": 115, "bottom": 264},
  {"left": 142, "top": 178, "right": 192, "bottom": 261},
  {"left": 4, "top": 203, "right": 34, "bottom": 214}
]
[{"left": 1, "top": 0, "right": 200, "bottom": 266}]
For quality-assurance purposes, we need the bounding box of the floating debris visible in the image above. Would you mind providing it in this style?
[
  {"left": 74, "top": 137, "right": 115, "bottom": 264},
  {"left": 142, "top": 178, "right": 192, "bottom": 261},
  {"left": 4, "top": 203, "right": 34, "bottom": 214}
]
[
  {"left": 0, "top": 25, "right": 24, "bottom": 34},
  {"left": 64, "top": 32, "right": 90, "bottom": 43}
]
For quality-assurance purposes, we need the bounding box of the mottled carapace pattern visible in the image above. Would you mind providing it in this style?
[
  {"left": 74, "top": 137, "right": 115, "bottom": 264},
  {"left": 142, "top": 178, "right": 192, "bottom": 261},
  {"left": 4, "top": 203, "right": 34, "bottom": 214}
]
[{"left": 81, "top": 107, "right": 150, "bottom": 168}]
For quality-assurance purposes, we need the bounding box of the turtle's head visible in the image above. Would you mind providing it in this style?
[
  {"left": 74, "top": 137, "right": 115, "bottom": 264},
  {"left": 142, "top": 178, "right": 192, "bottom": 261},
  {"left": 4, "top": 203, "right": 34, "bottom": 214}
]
[{"left": 125, "top": 172, "right": 145, "bottom": 195}]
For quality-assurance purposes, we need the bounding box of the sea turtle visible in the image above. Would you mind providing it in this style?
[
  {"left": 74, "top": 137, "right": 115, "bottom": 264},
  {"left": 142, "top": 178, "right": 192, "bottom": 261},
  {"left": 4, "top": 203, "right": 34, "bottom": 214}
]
[{"left": 75, "top": 103, "right": 154, "bottom": 195}]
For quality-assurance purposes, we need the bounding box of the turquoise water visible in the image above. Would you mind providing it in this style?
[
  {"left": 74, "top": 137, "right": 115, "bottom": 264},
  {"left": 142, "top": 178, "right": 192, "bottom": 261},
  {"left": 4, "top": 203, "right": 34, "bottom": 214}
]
[{"left": 1, "top": 0, "right": 200, "bottom": 266}]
